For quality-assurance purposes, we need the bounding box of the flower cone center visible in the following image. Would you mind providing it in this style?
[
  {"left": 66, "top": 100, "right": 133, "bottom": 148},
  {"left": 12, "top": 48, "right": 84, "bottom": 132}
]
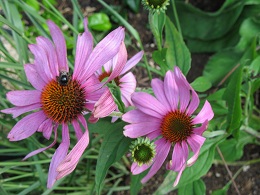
[
  {"left": 133, "top": 144, "right": 154, "bottom": 165},
  {"left": 146, "top": 0, "right": 168, "bottom": 8},
  {"left": 41, "top": 79, "right": 85, "bottom": 123},
  {"left": 161, "top": 110, "right": 193, "bottom": 143}
]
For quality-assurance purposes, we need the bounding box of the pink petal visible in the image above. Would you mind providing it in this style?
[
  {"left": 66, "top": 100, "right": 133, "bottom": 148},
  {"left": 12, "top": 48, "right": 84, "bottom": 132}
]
[
  {"left": 151, "top": 78, "right": 171, "bottom": 112},
  {"left": 193, "top": 120, "right": 209, "bottom": 136},
  {"left": 131, "top": 162, "right": 151, "bottom": 175},
  {"left": 47, "top": 20, "right": 68, "bottom": 72},
  {"left": 36, "top": 36, "right": 59, "bottom": 78},
  {"left": 192, "top": 100, "right": 214, "bottom": 124},
  {"left": 56, "top": 130, "right": 89, "bottom": 180},
  {"left": 1, "top": 103, "right": 41, "bottom": 118},
  {"left": 73, "top": 30, "right": 93, "bottom": 79},
  {"left": 141, "top": 138, "right": 171, "bottom": 183},
  {"left": 7, "top": 90, "right": 41, "bottom": 106},
  {"left": 47, "top": 123, "right": 70, "bottom": 188},
  {"left": 164, "top": 71, "right": 179, "bottom": 111},
  {"left": 23, "top": 127, "right": 58, "bottom": 160},
  {"left": 121, "top": 51, "right": 144, "bottom": 75},
  {"left": 72, "top": 119, "right": 83, "bottom": 140},
  {"left": 147, "top": 130, "right": 161, "bottom": 140},
  {"left": 173, "top": 164, "right": 186, "bottom": 187},
  {"left": 78, "top": 115, "right": 87, "bottom": 129},
  {"left": 28, "top": 44, "right": 52, "bottom": 83},
  {"left": 24, "top": 64, "right": 46, "bottom": 91},
  {"left": 186, "top": 89, "right": 200, "bottom": 115},
  {"left": 105, "top": 42, "right": 127, "bottom": 83},
  {"left": 187, "top": 134, "right": 206, "bottom": 166},
  {"left": 7, "top": 111, "right": 46, "bottom": 141},
  {"left": 38, "top": 118, "right": 54, "bottom": 140},
  {"left": 173, "top": 67, "right": 191, "bottom": 112},
  {"left": 93, "top": 89, "right": 117, "bottom": 118},
  {"left": 122, "top": 109, "right": 161, "bottom": 124},
  {"left": 78, "top": 27, "right": 125, "bottom": 81},
  {"left": 166, "top": 143, "right": 184, "bottom": 171},
  {"left": 132, "top": 92, "right": 167, "bottom": 119},
  {"left": 119, "top": 72, "right": 136, "bottom": 106},
  {"left": 123, "top": 122, "right": 161, "bottom": 138}
]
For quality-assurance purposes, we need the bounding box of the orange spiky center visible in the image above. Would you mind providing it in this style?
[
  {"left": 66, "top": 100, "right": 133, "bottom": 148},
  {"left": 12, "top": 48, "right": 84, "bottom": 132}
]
[
  {"left": 160, "top": 110, "right": 193, "bottom": 143},
  {"left": 41, "top": 79, "right": 86, "bottom": 123}
]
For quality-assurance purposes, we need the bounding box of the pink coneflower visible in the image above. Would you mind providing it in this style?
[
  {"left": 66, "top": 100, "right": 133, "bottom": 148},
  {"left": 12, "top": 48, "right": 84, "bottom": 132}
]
[
  {"left": 1, "top": 19, "right": 125, "bottom": 188},
  {"left": 91, "top": 42, "right": 143, "bottom": 121},
  {"left": 122, "top": 66, "right": 214, "bottom": 186}
]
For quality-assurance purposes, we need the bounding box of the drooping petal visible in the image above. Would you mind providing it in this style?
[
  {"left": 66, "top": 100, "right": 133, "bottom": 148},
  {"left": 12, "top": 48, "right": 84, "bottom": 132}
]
[
  {"left": 192, "top": 100, "right": 214, "bottom": 124},
  {"left": 173, "top": 67, "right": 191, "bottom": 112},
  {"left": 47, "top": 20, "right": 68, "bottom": 72},
  {"left": 56, "top": 129, "right": 90, "bottom": 180},
  {"left": 36, "top": 36, "right": 59, "bottom": 78},
  {"left": 7, "top": 111, "right": 46, "bottom": 141},
  {"left": 72, "top": 119, "right": 83, "bottom": 140},
  {"left": 132, "top": 92, "right": 167, "bottom": 119},
  {"left": 106, "top": 42, "right": 127, "bottom": 83},
  {"left": 78, "top": 27, "right": 125, "bottom": 81},
  {"left": 23, "top": 127, "right": 58, "bottom": 160},
  {"left": 122, "top": 109, "right": 161, "bottom": 124},
  {"left": 121, "top": 51, "right": 144, "bottom": 75},
  {"left": 173, "top": 164, "right": 186, "bottom": 187},
  {"left": 187, "top": 134, "right": 206, "bottom": 166},
  {"left": 147, "top": 130, "right": 161, "bottom": 140},
  {"left": 193, "top": 120, "right": 209, "bottom": 136},
  {"left": 1, "top": 103, "right": 41, "bottom": 118},
  {"left": 73, "top": 30, "right": 93, "bottom": 79},
  {"left": 151, "top": 78, "right": 171, "bottom": 112},
  {"left": 166, "top": 143, "right": 183, "bottom": 171},
  {"left": 131, "top": 162, "right": 151, "bottom": 175},
  {"left": 24, "top": 64, "right": 46, "bottom": 91},
  {"left": 123, "top": 122, "right": 161, "bottom": 138},
  {"left": 93, "top": 89, "right": 117, "bottom": 118},
  {"left": 164, "top": 71, "right": 179, "bottom": 111},
  {"left": 47, "top": 124, "right": 70, "bottom": 188},
  {"left": 141, "top": 138, "right": 171, "bottom": 183},
  {"left": 6, "top": 90, "right": 41, "bottom": 107}
]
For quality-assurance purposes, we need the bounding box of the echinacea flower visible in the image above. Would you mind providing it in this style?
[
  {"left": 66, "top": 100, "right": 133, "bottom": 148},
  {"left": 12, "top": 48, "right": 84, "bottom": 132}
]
[
  {"left": 91, "top": 42, "right": 143, "bottom": 121},
  {"left": 1, "top": 19, "right": 125, "bottom": 188},
  {"left": 122, "top": 66, "right": 214, "bottom": 186}
]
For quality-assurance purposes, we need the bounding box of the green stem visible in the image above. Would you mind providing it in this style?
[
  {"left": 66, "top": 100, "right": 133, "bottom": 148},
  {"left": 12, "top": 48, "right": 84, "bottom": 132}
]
[
  {"left": 97, "top": 0, "right": 152, "bottom": 81},
  {"left": 149, "top": 12, "right": 162, "bottom": 51},
  {"left": 214, "top": 157, "right": 260, "bottom": 166},
  {"left": 171, "top": 0, "right": 182, "bottom": 38}
]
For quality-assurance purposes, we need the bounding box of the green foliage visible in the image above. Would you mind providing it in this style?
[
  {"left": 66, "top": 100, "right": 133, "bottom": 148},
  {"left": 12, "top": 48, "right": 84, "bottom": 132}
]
[{"left": 88, "top": 13, "right": 112, "bottom": 31}]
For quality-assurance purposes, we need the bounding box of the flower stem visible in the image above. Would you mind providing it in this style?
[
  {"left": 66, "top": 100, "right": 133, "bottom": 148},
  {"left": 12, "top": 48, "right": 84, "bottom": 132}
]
[{"left": 170, "top": 0, "right": 182, "bottom": 38}]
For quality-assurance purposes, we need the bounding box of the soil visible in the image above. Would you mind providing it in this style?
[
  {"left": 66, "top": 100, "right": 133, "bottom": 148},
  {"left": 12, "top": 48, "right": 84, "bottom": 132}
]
[{"left": 56, "top": 0, "right": 260, "bottom": 194}]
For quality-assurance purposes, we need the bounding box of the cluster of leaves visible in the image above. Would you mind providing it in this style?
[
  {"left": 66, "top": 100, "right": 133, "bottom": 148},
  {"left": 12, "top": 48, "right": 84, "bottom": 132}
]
[{"left": 0, "top": 0, "right": 259, "bottom": 194}]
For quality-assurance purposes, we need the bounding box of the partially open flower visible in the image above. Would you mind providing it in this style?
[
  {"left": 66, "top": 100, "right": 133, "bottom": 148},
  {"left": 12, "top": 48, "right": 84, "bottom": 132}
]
[
  {"left": 123, "top": 66, "right": 214, "bottom": 187},
  {"left": 142, "top": 0, "right": 170, "bottom": 13}
]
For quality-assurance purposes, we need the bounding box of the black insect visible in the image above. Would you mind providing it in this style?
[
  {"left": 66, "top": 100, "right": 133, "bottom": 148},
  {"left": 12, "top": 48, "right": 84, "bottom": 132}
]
[{"left": 57, "top": 71, "right": 70, "bottom": 86}]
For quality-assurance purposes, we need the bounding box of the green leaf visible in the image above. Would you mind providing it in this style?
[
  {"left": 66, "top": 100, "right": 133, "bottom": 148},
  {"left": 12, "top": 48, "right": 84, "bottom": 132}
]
[
  {"left": 211, "top": 183, "right": 231, "bottom": 195},
  {"left": 88, "top": 13, "right": 112, "bottom": 31},
  {"left": 215, "top": 131, "right": 254, "bottom": 162},
  {"left": 152, "top": 48, "right": 168, "bottom": 74},
  {"left": 130, "top": 170, "right": 148, "bottom": 195},
  {"left": 222, "top": 64, "right": 243, "bottom": 137},
  {"left": 191, "top": 76, "right": 212, "bottom": 92},
  {"left": 95, "top": 121, "right": 131, "bottom": 194},
  {"left": 126, "top": 0, "right": 140, "bottom": 13},
  {"left": 25, "top": 0, "right": 40, "bottom": 11},
  {"left": 203, "top": 49, "right": 242, "bottom": 86},
  {"left": 165, "top": 16, "right": 191, "bottom": 75},
  {"left": 178, "top": 179, "right": 206, "bottom": 195},
  {"left": 250, "top": 56, "right": 260, "bottom": 76}
]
